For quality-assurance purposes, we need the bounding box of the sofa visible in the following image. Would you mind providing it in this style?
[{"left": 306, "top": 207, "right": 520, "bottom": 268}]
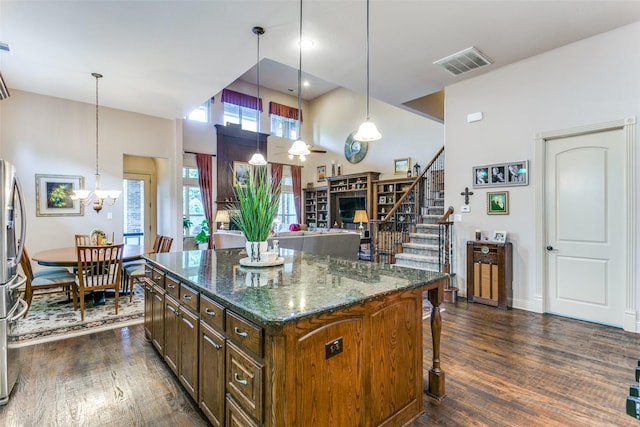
[{"left": 268, "top": 231, "right": 361, "bottom": 260}]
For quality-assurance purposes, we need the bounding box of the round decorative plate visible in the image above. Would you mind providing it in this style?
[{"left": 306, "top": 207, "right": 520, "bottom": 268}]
[
  {"left": 239, "top": 257, "right": 285, "bottom": 267},
  {"left": 344, "top": 132, "right": 368, "bottom": 164}
]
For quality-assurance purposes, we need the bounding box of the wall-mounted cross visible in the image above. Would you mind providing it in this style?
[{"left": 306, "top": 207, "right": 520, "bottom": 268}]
[{"left": 460, "top": 187, "right": 474, "bottom": 205}]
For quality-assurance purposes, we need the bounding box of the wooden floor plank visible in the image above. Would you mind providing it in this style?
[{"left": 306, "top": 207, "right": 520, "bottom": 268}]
[{"left": 1, "top": 301, "right": 638, "bottom": 426}]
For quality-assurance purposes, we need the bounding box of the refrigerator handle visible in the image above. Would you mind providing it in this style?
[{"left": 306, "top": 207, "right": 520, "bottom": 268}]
[
  {"left": 9, "top": 298, "right": 28, "bottom": 322},
  {"left": 8, "top": 274, "right": 25, "bottom": 292},
  {"left": 14, "top": 177, "right": 26, "bottom": 267}
]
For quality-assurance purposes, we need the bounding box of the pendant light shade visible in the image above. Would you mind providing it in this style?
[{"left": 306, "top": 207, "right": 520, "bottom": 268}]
[
  {"left": 71, "top": 72, "right": 121, "bottom": 212},
  {"left": 248, "top": 26, "right": 267, "bottom": 166},
  {"left": 288, "top": 0, "right": 310, "bottom": 161},
  {"left": 354, "top": 0, "right": 381, "bottom": 142}
]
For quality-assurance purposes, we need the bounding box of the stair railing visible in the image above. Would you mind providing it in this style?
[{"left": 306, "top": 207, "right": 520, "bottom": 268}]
[
  {"left": 372, "top": 146, "right": 445, "bottom": 264},
  {"left": 437, "top": 206, "right": 454, "bottom": 273}
]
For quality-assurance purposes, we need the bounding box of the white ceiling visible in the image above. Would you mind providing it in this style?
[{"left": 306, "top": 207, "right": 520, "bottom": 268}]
[{"left": 1, "top": 1, "right": 639, "bottom": 119}]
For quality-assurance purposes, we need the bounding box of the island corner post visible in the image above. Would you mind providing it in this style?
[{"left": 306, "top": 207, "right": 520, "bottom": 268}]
[{"left": 425, "top": 280, "right": 446, "bottom": 401}]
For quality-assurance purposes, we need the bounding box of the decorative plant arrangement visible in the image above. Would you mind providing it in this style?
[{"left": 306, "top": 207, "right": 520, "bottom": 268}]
[
  {"left": 231, "top": 166, "right": 281, "bottom": 261},
  {"left": 194, "top": 219, "right": 210, "bottom": 247}
]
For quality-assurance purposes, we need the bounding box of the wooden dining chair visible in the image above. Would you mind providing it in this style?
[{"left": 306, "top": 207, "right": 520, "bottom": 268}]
[
  {"left": 74, "top": 244, "right": 124, "bottom": 321},
  {"left": 123, "top": 235, "right": 172, "bottom": 302},
  {"left": 75, "top": 234, "right": 91, "bottom": 246},
  {"left": 19, "top": 245, "right": 76, "bottom": 317}
]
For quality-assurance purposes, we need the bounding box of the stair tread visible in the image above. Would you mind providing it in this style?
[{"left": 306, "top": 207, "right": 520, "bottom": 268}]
[
  {"left": 403, "top": 242, "right": 439, "bottom": 250},
  {"left": 395, "top": 253, "right": 439, "bottom": 262}
]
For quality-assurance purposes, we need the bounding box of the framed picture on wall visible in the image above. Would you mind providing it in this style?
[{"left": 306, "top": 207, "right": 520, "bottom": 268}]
[
  {"left": 473, "top": 160, "right": 529, "bottom": 188},
  {"left": 317, "top": 165, "right": 326, "bottom": 181},
  {"left": 394, "top": 158, "right": 411, "bottom": 175},
  {"left": 35, "top": 174, "right": 84, "bottom": 217},
  {"left": 233, "top": 161, "right": 250, "bottom": 187},
  {"left": 487, "top": 191, "right": 509, "bottom": 215}
]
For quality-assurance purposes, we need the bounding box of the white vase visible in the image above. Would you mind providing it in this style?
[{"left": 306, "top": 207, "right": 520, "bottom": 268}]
[{"left": 246, "top": 241, "right": 269, "bottom": 262}]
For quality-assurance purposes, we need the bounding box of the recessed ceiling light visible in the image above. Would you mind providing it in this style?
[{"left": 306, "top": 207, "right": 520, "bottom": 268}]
[{"left": 303, "top": 81, "right": 310, "bottom": 87}]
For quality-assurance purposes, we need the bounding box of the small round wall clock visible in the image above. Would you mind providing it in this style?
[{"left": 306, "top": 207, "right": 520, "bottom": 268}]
[{"left": 344, "top": 131, "right": 368, "bottom": 164}]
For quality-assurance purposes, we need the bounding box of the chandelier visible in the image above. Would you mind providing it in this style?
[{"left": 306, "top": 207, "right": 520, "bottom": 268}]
[
  {"left": 354, "top": 0, "right": 382, "bottom": 142},
  {"left": 288, "top": 0, "right": 311, "bottom": 162},
  {"left": 72, "top": 72, "right": 121, "bottom": 212},
  {"left": 248, "top": 26, "right": 268, "bottom": 166}
]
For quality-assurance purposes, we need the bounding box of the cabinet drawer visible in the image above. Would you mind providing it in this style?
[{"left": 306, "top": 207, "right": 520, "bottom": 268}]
[
  {"left": 226, "top": 342, "right": 263, "bottom": 423},
  {"left": 200, "top": 295, "right": 224, "bottom": 331},
  {"left": 180, "top": 284, "right": 199, "bottom": 312},
  {"left": 164, "top": 275, "right": 180, "bottom": 299},
  {"left": 145, "top": 265, "right": 165, "bottom": 288},
  {"left": 226, "top": 395, "right": 259, "bottom": 427},
  {"left": 226, "top": 311, "right": 263, "bottom": 357}
]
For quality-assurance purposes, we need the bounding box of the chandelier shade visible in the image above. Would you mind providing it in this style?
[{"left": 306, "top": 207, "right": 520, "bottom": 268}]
[{"left": 71, "top": 72, "right": 121, "bottom": 212}]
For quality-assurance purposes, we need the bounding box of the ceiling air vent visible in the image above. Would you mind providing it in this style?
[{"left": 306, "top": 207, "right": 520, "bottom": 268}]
[
  {"left": 434, "top": 46, "right": 492, "bottom": 76},
  {"left": 0, "top": 42, "right": 11, "bottom": 55}
]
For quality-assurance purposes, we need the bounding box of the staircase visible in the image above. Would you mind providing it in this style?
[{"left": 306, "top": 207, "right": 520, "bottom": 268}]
[{"left": 395, "top": 192, "right": 445, "bottom": 271}]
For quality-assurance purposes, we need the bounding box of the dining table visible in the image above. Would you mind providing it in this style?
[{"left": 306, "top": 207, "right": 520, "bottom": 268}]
[{"left": 32, "top": 244, "right": 151, "bottom": 267}]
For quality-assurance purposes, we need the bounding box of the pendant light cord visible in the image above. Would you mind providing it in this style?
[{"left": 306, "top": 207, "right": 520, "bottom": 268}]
[
  {"left": 93, "top": 72, "right": 102, "bottom": 176},
  {"left": 365, "top": 0, "right": 370, "bottom": 120},
  {"left": 256, "top": 28, "right": 261, "bottom": 151},
  {"left": 297, "top": 0, "right": 303, "bottom": 127}
]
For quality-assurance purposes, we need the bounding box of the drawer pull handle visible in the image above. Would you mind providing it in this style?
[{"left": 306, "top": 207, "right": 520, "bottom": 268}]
[
  {"left": 234, "top": 373, "right": 248, "bottom": 385},
  {"left": 183, "top": 294, "right": 192, "bottom": 301},
  {"left": 205, "top": 308, "right": 216, "bottom": 316},
  {"left": 212, "top": 342, "right": 222, "bottom": 350},
  {"left": 167, "top": 283, "right": 175, "bottom": 289},
  {"left": 234, "top": 327, "right": 248, "bottom": 337}
]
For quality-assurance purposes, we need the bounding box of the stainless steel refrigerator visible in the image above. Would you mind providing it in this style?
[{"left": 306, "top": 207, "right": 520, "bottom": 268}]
[{"left": 0, "top": 160, "right": 27, "bottom": 405}]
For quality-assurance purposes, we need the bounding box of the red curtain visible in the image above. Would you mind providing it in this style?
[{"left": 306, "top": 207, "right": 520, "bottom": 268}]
[
  {"left": 196, "top": 153, "right": 214, "bottom": 249},
  {"left": 270, "top": 162, "right": 283, "bottom": 192},
  {"left": 269, "top": 102, "right": 302, "bottom": 122},
  {"left": 291, "top": 165, "right": 302, "bottom": 224},
  {"left": 221, "top": 88, "right": 263, "bottom": 111}
]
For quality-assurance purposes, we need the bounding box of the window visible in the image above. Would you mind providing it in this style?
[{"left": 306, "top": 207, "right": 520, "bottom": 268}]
[
  {"left": 276, "top": 166, "right": 296, "bottom": 231},
  {"left": 269, "top": 101, "right": 301, "bottom": 139},
  {"left": 183, "top": 166, "right": 204, "bottom": 236},
  {"left": 186, "top": 99, "right": 211, "bottom": 123},
  {"left": 223, "top": 102, "right": 258, "bottom": 131},
  {"left": 271, "top": 115, "right": 299, "bottom": 139}
]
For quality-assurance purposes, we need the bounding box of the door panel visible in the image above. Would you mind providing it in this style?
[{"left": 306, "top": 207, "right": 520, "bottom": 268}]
[{"left": 546, "top": 128, "right": 624, "bottom": 326}]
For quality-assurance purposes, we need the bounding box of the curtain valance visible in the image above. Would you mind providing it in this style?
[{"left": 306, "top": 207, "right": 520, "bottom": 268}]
[
  {"left": 269, "top": 102, "right": 303, "bottom": 122},
  {"left": 221, "top": 89, "right": 263, "bottom": 111}
]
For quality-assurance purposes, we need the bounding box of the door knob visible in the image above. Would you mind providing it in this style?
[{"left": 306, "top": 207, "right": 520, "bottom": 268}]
[{"left": 546, "top": 245, "right": 554, "bottom": 251}]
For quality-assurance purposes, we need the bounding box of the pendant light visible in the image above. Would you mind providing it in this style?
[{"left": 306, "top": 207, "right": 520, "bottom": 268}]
[
  {"left": 72, "top": 72, "right": 121, "bottom": 212},
  {"left": 353, "top": 0, "right": 381, "bottom": 142},
  {"left": 288, "top": 0, "right": 311, "bottom": 160},
  {"left": 248, "top": 26, "right": 267, "bottom": 166}
]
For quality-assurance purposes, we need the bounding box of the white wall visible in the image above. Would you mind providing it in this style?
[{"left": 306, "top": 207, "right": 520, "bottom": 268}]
[
  {"left": 306, "top": 87, "right": 444, "bottom": 186},
  {"left": 444, "top": 22, "right": 640, "bottom": 320},
  {"left": 0, "top": 89, "right": 179, "bottom": 255}
]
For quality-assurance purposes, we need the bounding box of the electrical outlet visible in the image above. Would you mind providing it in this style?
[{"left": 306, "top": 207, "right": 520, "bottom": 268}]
[
  {"left": 461, "top": 205, "right": 470, "bottom": 213},
  {"left": 325, "top": 337, "right": 343, "bottom": 359}
]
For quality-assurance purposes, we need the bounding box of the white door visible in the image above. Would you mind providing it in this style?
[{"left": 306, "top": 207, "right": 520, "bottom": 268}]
[{"left": 546, "top": 128, "right": 625, "bottom": 327}]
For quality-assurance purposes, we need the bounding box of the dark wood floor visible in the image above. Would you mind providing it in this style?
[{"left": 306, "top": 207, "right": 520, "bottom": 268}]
[{"left": 1, "top": 301, "right": 639, "bottom": 426}]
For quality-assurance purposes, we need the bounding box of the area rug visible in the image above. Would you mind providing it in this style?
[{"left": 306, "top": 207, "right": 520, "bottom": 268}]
[{"left": 11, "top": 284, "right": 144, "bottom": 347}]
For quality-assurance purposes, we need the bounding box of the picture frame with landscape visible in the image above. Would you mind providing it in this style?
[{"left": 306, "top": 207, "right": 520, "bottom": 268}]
[
  {"left": 487, "top": 191, "right": 509, "bottom": 215},
  {"left": 36, "top": 174, "right": 84, "bottom": 217},
  {"left": 394, "top": 158, "right": 411, "bottom": 175},
  {"left": 317, "top": 165, "right": 326, "bottom": 182},
  {"left": 233, "top": 161, "right": 250, "bottom": 187}
]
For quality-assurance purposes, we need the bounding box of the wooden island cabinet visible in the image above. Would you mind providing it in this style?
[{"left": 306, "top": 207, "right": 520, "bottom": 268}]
[{"left": 144, "top": 249, "right": 448, "bottom": 426}]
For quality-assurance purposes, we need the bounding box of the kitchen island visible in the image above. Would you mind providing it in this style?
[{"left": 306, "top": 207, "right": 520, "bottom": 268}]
[{"left": 143, "top": 248, "right": 448, "bottom": 426}]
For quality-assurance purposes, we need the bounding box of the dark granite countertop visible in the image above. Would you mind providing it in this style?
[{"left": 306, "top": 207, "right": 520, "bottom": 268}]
[{"left": 144, "top": 248, "right": 448, "bottom": 327}]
